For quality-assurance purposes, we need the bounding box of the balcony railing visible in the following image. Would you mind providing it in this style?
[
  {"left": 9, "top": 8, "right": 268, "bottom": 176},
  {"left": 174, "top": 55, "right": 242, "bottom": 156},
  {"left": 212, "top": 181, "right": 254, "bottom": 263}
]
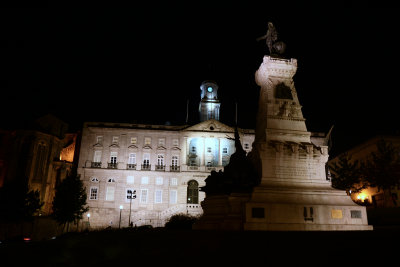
[
  {"left": 107, "top": 162, "right": 117, "bottom": 169},
  {"left": 155, "top": 165, "right": 165, "bottom": 171},
  {"left": 141, "top": 164, "right": 151, "bottom": 171},
  {"left": 170, "top": 165, "right": 180, "bottom": 172},
  {"left": 188, "top": 165, "right": 199, "bottom": 170},
  {"left": 127, "top": 164, "right": 137, "bottom": 170},
  {"left": 91, "top": 162, "right": 102, "bottom": 168}
]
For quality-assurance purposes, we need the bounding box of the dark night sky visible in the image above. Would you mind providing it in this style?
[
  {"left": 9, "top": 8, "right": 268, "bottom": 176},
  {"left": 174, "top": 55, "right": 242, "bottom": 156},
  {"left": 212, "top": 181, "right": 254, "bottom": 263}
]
[{"left": 1, "top": 5, "right": 400, "bottom": 157}]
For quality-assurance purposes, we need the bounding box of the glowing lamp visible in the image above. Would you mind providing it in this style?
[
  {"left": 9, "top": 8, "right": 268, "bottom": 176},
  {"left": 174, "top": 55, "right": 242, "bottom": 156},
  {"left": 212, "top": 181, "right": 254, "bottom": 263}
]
[{"left": 119, "top": 205, "right": 123, "bottom": 210}]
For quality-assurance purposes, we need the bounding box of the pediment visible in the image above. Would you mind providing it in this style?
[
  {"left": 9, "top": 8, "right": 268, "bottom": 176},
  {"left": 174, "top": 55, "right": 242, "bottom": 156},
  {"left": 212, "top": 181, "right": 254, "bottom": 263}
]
[
  {"left": 184, "top": 119, "right": 234, "bottom": 133},
  {"left": 142, "top": 144, "right": 152, "bottom": 150},
  {"left": 171, "top": 146, "right": 181, "bottom": 150},
  {"left": 109, "top": 143, "right": 120, "bottom": 148},
  {"left": 128, "top": 144, "right": 138, "bottom": 149},
  {"left": 156, "top": 145, "right": 167, "bottom": 150},
  {"left": 93, "top": 143, "right": 103, "bottom": 148}
]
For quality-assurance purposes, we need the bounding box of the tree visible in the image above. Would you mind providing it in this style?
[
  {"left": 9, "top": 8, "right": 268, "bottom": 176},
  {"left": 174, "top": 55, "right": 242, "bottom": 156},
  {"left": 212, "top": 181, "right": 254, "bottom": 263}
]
[
  {"left": 363, "top": 139, "right": 400, "bottom": 206},
  {"left": 0, "top": 178, "right": 43, "bottom": 223},
  {"left": 329, "top": 152, "right": 366, "bottom": 194},
  {"left": 52, "top": 169, "right": 88, "bottom": 231}
]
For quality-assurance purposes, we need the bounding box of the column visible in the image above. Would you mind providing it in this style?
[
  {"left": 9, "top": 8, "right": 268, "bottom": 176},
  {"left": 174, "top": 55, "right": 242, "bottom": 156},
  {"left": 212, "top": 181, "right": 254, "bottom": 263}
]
[
  {"left": 200, "top": 137, "right": 205, "bottom": 166},
  {"left": 218, "top": 137, "right": 222, "bottom": 166},
  {"left": 181, "top": 137, "right": 188, "bottom": 166}
]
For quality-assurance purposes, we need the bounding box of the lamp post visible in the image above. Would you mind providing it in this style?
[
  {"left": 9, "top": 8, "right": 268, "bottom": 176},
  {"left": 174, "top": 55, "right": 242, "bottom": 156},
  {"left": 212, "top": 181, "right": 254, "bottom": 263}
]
[
  {"left": 119, "top": 205, "right": 123, "bottom": 229},
  {"left": 87, "top": 213, "right": 90, "bottom": 230},
  {"left": 128, "top": 190, "right": 137, "bottom": 227}
]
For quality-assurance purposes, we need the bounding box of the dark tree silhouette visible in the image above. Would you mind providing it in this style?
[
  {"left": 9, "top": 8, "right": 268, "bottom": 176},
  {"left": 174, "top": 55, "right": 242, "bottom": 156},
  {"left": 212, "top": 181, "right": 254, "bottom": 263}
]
[
  {"left": 52, "top": 169, "right": 88, "bottom": 231},
  {"left": 0, "top": 178, "right": 43, "bottom": 223},
  {"left": 329, "top": 153, "right": 366, "bottom": 194},
  {"left": 363, "top": 139, "right": 400, "bottom": 206}
]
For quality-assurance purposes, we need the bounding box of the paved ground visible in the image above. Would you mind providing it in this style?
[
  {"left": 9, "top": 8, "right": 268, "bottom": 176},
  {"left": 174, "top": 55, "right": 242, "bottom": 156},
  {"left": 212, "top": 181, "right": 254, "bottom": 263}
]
[{"left": 1, "top": 226, "right": 399, "bottom": 266}]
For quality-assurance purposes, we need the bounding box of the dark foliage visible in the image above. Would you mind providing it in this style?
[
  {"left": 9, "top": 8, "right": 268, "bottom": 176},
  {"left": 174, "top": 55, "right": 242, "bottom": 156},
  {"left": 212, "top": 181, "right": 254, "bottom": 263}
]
[
  {"left": 164, "top": 214, "right": 199, "bottom": 229},
  {"left": 0, "top": 178, "right": 43, "bottom": 223},
  {"left": 329, "top": 152, "right": 366, "bottom": 193},
  {"left": 52, "top": 169, "right": 88, "bottom": 227}
]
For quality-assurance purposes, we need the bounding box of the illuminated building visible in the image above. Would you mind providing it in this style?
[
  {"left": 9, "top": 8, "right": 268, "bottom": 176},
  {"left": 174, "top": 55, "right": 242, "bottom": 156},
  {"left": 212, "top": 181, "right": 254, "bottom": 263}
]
[{"left": 76, "top": 81, "right": 255, "bottom": 228}]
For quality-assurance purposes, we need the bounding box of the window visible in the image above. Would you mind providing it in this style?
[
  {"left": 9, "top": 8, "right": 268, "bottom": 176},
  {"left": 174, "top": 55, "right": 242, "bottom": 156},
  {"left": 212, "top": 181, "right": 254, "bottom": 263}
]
[
  {"left": 141, "top": 176, "right": 149, "bottom": 184},
  {"left": 112, "top": 136, "right": 119, "bottom": 144},
  {"left": 110, "top": 152, "right": 117, "bottom": 164},
  {"left": 170, "top": 178, "right": 178, "bottom": 186},
  {"left": 108, "top": 178, "right": 116, "bottom": 183},
  {"left": 172, "top": 139, "right": 179, "bottom": 146},
  {"left": 130, "top": 137, "right": 137, "bottom": 144},
  {"left": 191, "top": 146, "right": 196, "bottom": 153},
  {"left": 91, "top": 177, "right": 99, "bottom": 182},
  {"left": 244, "top": 143, "right": 250, "bottom": 150},
  {"left": 144, "top": 137, "right": 151, "bottom": 145},
  {"left": 106, "top": 187, "right": 115, "bottom": 201},
  {"left": 143, "top": 153, "right": 150, "bottom": 165},
  {"left": 127, "top": 176, "right": 134, "bottom": 184},
  {"left": 155, "top": 190, "right": 162, "bottom": 203},
  {"left": 222, "top": 147, "right": 228, "bottom": 154},
  {"left": 171, "top": 156, "right": 179, "bottom": 166},
  {"left": 140, "top": 189, "right": 148, "bottom": 203},
  {"left": 93, "top": 151, "right": 102, "bottom": 162},
  {"left": 207, "top": 147, "right": 212, "bottom": 153},
  {"left": 156, "top": 177, "right": 163, "bottom": 185},
  {"left": 157, "top": 154, "right": 164, "bottom": 166},
  {"left": 89, "top": 187, "right": 98, "bottom": 200},
  {"left": 158, "top": 138, "right": 165, "bottom": 146},
  {"left": 187, "top": 180, "right": 199, "bottom": 204},
  {"left": 96, "top": 136, "right": 103, "bottom": 144},
  {"left": 128, "top": 153, "right": 136, "bottom": 164},
  {"left": 170, "top": 190, "right": 177, "bottom": 204}
]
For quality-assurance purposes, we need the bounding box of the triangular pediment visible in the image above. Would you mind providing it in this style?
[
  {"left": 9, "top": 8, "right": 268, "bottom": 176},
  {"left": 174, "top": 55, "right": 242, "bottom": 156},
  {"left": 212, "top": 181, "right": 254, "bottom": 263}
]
[
  {"left": 156, "top": 145, "right": 167, "bottom": 150},
  {"left": 184, "top": 119, "right": 234, "bottom": 133},
  {"left": 171, "top": 146, "right": 181, "bottom": 150}
]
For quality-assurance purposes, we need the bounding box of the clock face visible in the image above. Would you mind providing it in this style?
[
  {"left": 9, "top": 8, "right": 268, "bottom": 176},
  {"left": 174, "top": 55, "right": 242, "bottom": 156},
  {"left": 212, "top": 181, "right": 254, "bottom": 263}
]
[{"left": 207, "top": 87, "right": 213, "bottom": 92}]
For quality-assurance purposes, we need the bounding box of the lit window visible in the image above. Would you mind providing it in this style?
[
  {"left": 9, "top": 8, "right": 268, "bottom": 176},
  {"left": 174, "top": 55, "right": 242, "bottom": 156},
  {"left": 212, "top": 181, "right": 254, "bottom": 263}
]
[
  {"left": 141, "top": 177, "right": 149, "bottom": 184},
  {"left": 131, "top": 137, "right": 137, "bottom": 144},
  {"left": 144, "top": 137, "right": 151, "bottom": 145},
  {"left": 93, "top": 151, "right": 102, "bottom": 162},
  {"left": 140, "top": 189, "right": 148, "bottom": 203},
  {"left": 170, "top": 190, "right": 177, "bottom": 204},
  {"left": 96, "top": 136, "right": 103, "bottom": 144},
  {"left": 171, "top": 156, "right": 179, "bottom": 166},
  {"left": 222, "top": 147, "right": 228, "bottom": 154},
  {"left": 127, "top": 176, "right": 134, "bottom": 184},
  {"left": 110, "top": 152, "right": 117, "bottom": 164},
  {"left": 172, "top": 139, "right": 179, "bottom": 146},
  {"left": 143, "top": 153, "right": 150, "bottom": 165},
  {"left": 128, "top": 153, "right": 136, "bottom": 164},
  {"left": 89, "top": 187, "right": 98, "bottom": 200},
  {"left": 156, "top": 177, "right": 163, "bottom": 185},
  {"left": 170, "top": 178, "right": 178, "bottom": 186},
  {"left": 155, "top": 190, "right": 162, "bottom": 203},
  {"left": 158, "top": 138, "right": 165, "bottom": 146},
  {"left": 157, "top": 154, "right": 164, "bottom": 166},
  {"left": 105, "top": 187, "right": 115, "bottom": 201}
]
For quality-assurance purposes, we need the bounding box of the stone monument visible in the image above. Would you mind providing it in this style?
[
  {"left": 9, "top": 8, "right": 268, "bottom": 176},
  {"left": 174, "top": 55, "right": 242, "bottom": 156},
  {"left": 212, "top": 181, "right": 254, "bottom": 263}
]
[
  {"left": 244, "top": 22, "right": 372, "bottom": 230},
  {"left": 194, "top": 22, "right": 373, "bottom": 231}
]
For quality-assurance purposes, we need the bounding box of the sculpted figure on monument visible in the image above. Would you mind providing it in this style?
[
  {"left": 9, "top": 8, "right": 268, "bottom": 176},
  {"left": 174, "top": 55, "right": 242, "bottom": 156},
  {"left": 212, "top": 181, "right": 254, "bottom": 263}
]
[{"left": 257, "top": 21, "right": 286, "bottom": 57}]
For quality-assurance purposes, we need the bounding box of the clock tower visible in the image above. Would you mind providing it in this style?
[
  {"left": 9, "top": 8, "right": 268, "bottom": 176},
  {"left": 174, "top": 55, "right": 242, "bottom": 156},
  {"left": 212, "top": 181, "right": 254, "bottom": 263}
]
[{"left": 199, "top": 80, "right": 221, "bottom": 122}]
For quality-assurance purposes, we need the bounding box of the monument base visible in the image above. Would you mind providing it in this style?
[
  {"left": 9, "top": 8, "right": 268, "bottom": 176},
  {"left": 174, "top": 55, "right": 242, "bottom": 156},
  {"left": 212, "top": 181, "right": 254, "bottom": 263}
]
[{"left": 243, "top": 186, "right": 373, "bottom": 231}]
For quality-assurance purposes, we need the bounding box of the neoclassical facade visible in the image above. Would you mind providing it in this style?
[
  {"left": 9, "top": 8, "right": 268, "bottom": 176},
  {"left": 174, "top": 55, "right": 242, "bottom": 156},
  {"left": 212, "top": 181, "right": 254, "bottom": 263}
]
[{"left": 77, "top": 81, "right": 255, "bottom": 228}]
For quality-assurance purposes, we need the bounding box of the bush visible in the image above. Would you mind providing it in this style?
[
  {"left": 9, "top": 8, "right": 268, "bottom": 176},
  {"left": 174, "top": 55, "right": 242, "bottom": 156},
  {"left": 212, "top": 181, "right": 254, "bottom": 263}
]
[{"left": 164, "top": 214, "right": 199, "bottom": 229}]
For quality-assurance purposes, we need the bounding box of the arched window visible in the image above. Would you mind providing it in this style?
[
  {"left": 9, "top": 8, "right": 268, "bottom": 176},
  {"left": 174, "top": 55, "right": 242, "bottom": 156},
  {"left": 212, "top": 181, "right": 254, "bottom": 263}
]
[{"left": 187, "top": 180, "right": 199, "bottom": 204}]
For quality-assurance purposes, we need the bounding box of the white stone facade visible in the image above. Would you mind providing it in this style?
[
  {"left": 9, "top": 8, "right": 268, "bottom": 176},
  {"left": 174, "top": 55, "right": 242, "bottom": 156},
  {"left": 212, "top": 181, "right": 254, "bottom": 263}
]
[{"left": 77, "top": 119, "right": 255, "bottom": 229}]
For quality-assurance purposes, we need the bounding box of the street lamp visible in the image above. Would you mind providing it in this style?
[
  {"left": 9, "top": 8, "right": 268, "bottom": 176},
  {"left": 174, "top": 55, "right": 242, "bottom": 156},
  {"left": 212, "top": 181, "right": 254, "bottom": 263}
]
[
  {"left": 87, "top": 213, "right": 91, "bottom": 230},
  {"left": 119, "top": 205, "right": 123, "bottom": 229},
  {"left": 128, "top": 190, "right": 137, "bottom": 227}
]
